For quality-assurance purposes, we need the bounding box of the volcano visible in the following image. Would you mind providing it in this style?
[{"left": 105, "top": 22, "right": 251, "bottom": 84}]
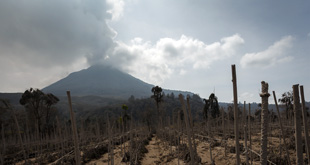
[{"left": 42, "top": 65, "right": 192, "bottom": 99}]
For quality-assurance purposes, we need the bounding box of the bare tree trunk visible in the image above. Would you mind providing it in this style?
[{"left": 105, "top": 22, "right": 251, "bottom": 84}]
[
  {"left": 260, "top": 81, "right": 270, "bottom": 165},
  {"left": 13, "top": 109, "right": 28, "bottom": 163},
  {"left": 80, "top": 118, "right": 84, "bottom": 146},
  {"left": 35, "top": 120, "right": 41, "bottom": 161},
  {"left": 279, "top": 133, "right": 282, "bottom": 158},
  {"left": 107, "top": 116, "right": 114, "bottom": 165},
  {"left": 243, "top": 101, "right": 249, "bottom": 165},
  {"left": 66, "top": 91, "right": 81, "bottom": 165},
  {"left": 96, "top": 117, "right": 100, "bottom": 140},
  {"left": 300, "top": 85, "right": 310, "bottom": 161},
  {"left": 186, "top": 96, "right": 197, "bottom": 153},
  {"left": 121, "top": 119, "right": 124, "bottom": 156},
  {"left": 56, "top": 117, "right": 64, "bottom": 156},
  {"left": 222, "top": 108, "right": 225, "bottom": 140},
  {"left": 1, "top": 124, "right": 5, "bottom": 165},
  {"left": 207, "top": 109, "right": 212, "bottom": 138},
  {"left": 168, "top": 117, "right": 173, "bottom": 154},
  {"left": 2, "top": 101, "right": 28, "bottom": 164},
  {"left": 186, "top": 96, "right": 194, "bottom": 129},
  {"left": 231, "top": 64, "right": 240, "bottom": 165},
  {"left": 177, "top": 112, "right": 181, "bottom": 165},
  {"left": 244, "top": 125, "right": 249, "bottom": 165},
  {"left": 292, "top": 85, "right": 303, "bottom": 165},
  {"left": 130, "top": 112, "right": 134, "bottom": 164},
  {"left": 248, "top": 103, "right": 253, "bottom": 165},
  {"left": 0, "top": 150, "right": 2, "bottom": 164},
  {"left": 179, "top": 94, "right": 195, "bottom": 165},
  {"left": 273, "top": 91, "right": 291, "bottom": 165},
  {"left": 209, "top": 142, "right": 214, "bottom": 165},
  {"left": 242, "top": 102, "right": 245, "bottom": 139}
]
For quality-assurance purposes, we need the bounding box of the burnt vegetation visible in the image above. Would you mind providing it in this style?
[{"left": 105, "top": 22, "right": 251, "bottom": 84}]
[{"left": 0, "top": 65, "right": 310, "bottom": 165}]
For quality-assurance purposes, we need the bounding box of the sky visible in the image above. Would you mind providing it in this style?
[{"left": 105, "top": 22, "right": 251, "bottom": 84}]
[{"left": 0, "top": 0, "right": 310, "bottom": 103}]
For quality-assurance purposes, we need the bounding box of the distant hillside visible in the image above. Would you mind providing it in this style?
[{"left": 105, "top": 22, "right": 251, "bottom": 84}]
[
  {"left": 0, "top": 93, "right": 22, "bottom": 105},
  {"left": 42, "top": 65, "right": 193, "bottom": 99},
  {"left": 218, "top": 101, "right": 310, "bottom": 115}
]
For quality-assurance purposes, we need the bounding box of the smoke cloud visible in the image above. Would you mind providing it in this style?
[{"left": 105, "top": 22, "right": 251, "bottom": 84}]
[{"left": 0, "top": 0, "right": 244, "bottom": 91}]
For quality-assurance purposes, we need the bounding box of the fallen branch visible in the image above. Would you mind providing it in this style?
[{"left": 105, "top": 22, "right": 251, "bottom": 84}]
[
  {"left": 50, "top": 150, "right": 74, "bottom": 165},
  {"left": 247, "top": 148, "right": 276, "bottom": 165}
]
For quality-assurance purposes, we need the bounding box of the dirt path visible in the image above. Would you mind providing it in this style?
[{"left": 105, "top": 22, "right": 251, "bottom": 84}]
[
  {"left": 141, "top": 136, "right": 185, "bottom": 165},
  {"left": 86, "top": 141, "right": 129, "bottom": 165},
  {"left": 86, "top": 135, "right": 184, "bottom": 165},
  {"left": 194, "top": 136, "right": 262, "bottom": 165},
  {"left": 195, "top": 139, "right": 235, "bottom": 164}
]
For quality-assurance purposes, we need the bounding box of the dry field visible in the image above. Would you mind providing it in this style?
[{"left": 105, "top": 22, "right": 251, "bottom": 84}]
[{"left": 1, "top": 66, "right": 309, "bottom": 165}]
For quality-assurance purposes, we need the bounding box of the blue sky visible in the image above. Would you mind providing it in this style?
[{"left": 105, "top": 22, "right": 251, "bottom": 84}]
[{"left": 0, "top": 0, "right": 309, "bottom": 103}]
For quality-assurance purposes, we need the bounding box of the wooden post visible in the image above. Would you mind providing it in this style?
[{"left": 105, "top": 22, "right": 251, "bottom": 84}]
[
  {"left": 244, "top": 125, "right": 249, "bottom": 165},
  {"left": 292, "top": 85, "right": 303, "bottom": 165},
  {"left": 231, "top": 64, "right": 240, "bottom": 165},
  {"left": 243, "top": 101, "right": 246, "bottom": 135},
  {"left": 186, "top": 96, "right": 197, "bottom": 153},
  {"left": 129, "top": 112, "right": 133, "bottom": 164},
  {"left": 244, "top": 101, "right": 249, "bottom": 165},
  {"left": 242, "top": 102, "right": 245, "bottom": 139},
  {"left": 248, "top": 103, "right": 253, "bottom": 165},
  {"left": 300, "top": 85, "right": 310, "bottom": 161},
  {"left": 66, "top": 91, "right": 81, "bottom": 165},
  {"left": 222, "top": 108, "right": 225, "bottom": 140},
  {"left": 121, "top": 116, "right": 124, "bottom": 156},
  {"left": 260, "top": 81, "right": 270, "bottom": 165},
  {"left": 273, "top": 91, "right": 291, "bottom": 165},
  {"left": 209, "top": 142, "right": 214, "bottom": 165},
  {"left": 227, "top": 107, "right": 230, "bottom": 140},
  {"left": 177, "top": 112, "right": 181, "bottom": 165},
  {"left": 179, "top": 94, "right": 195, "bottom": 165}
]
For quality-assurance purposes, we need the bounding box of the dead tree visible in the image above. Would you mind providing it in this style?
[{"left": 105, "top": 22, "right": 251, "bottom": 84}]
[
  {"left": 179, "top": 94, "right": 195, "bottom": 165},
  {"left": 300, "top": 85, "right": 310, "bottom": 161},
  {"left": 67, "top": 91, "right": 81, "bottom": 165},
  {"left": 1, "top": 100, "right": 27, "bottom": 164},
  {"left": 273, "top": 91, "right": 291, "bottom": 165},
  {"left": 260, "top": 81, "right": 270, "bottom": 165},
  {"left": 231, "top": 64, "right": 240, "bottom": 165},
  {"left": 244, "top": 101, "right": 249, "bottom": 165},
  {"left": 292, "top": 85, "right": 303, "bottom": 165}
]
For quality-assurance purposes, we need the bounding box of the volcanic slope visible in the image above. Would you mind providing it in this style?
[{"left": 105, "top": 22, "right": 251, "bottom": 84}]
[{"left": 43, "top": 65, "right": 192, "bottom": 99}]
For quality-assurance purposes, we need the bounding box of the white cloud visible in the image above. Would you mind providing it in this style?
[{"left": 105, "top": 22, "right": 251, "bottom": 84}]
[
  {"left": 102, "top": 34, "right": 244, "bottom": 85},
  {"left": 106, "top": 0, "right": 125, "bottom": 21},
  {"left": 240, "top": 36, "right": 294, "bottom": 68},
  {"left": 239, "top": 92, "right": 254, "bottom": 102},
  {"left": 179, "top": 69, "right": 187, "bottom": 75}
]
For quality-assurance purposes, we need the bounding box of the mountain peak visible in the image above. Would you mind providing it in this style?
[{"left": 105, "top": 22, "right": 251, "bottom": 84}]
[
  {"left": 43, "top": 65, "right": 153, "bottom": 98},
  {"left": 43, "top": 64, "right": 193, "bottom": 99}
]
